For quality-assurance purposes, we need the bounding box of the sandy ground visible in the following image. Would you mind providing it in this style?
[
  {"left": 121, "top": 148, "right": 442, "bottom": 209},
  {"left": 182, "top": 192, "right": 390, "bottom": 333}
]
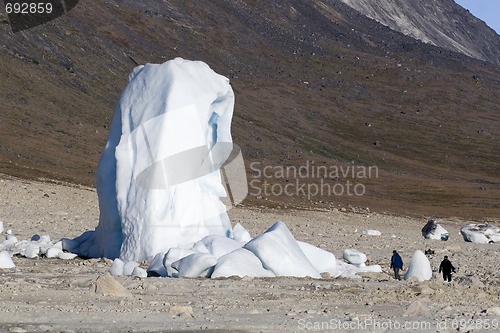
[{"left": 1, "top": 174, "right": 499, "bottom": 333}]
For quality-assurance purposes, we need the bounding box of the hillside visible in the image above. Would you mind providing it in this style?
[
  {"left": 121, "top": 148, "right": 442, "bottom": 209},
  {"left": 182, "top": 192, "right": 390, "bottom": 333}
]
[
  {"left": 0, "top": 0, "right": 499, "bottom": 218},
  {"left": 339, "top": 0, "right": 500, "bottom": 65}
]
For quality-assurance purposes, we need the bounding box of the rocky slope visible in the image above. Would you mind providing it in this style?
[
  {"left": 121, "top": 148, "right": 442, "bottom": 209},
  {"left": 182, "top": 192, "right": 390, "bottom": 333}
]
[
  {"left": 0, "top": 0, "right": 499, "bottom": 218},
  {"left": 339, "top": 0, "right": 500, "bottom": 64}
]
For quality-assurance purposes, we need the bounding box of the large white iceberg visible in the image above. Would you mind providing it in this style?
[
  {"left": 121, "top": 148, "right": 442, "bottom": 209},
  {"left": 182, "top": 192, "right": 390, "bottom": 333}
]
[
  {"left": 63, "top": 58, "right": 239, "bottom": 261},
  {"left": 61, "top": 58, "right": 383, "bottom": 280}
]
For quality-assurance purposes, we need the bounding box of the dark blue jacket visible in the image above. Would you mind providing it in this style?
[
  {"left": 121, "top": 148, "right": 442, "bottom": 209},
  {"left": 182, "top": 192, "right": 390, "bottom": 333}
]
[{"left": 391, "top": 253, "right": 403, "bottom": 269}]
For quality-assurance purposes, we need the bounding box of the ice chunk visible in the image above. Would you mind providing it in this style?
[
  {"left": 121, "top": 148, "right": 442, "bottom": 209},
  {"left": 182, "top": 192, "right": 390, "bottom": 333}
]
[
  {"left": 460, "top": 223, "right": 500, "bottom": 244},
  {"left": 147, "top": 252, "right": 168, "bottom": 277},
  {"left": 62, "top": 231, "right": 93, "bottom": 254},
  {"left": 404, "top": 250, "right": 432, "bottom": 281},
  {"left": 45, "top": 241, "right": 63, "bottom": 258},
  {"left": 244, "top": 221, "right": 321, "bottom": 278},
  {"left": 37, "top": 236, "right": 54, "bottom": 255},
  {"left": 172, "top": 253, "right": 217, "bottom": 278},
  {"left": 163, "top": 248, "right": 198, "bottom": 277},
  {"left": 58, "top": 252, "right": 78, "bottom": 260},
  {"left": 52, "top": 241, "right": 63, "bottom": 250},
  {"left": 211, "top": 248, "right": 275, "bottom": 278},
  {"left": 201, "top": 235, "right": 243, "bottom": 259},
  {"left": 362, "top": 229, "right": 381, "bottom": 236},
  {"left": 109, "top": 258, "right": 125, "bottom": 276},
  {"left": 233, "top": 223, "right": 252, "bottom": 242},
  {"left": 24, "top": 243, "right": 40, "bottom": 258},
  {"left": 132, "top": 266, "right": 148, "bottom": 278},
  {"left": 298, "top": 241, "right": 340, "bottom": 277},
  {"left": 422, "top": 219, "right": 449, "bottom": 240},
  {"left": 0, "top": 250, "right": 15, "bottom": 268},
  {"left": 342, "top": 249, "right": 367, "bottom": 266},
  {"left": 123, "top": 261, "right": 140, "bottom": 275},
  {"left": 335, "top": 260, "right": 362, "bottom": 279},
  {"left": 191, "top": 241, "right": 210, "bottom": 254},
  {"left": 6, "top": 234, "right": 18, "bottom": 244},
  {"left": 46, "top": 247, "right": 61, "bottom": 259}
]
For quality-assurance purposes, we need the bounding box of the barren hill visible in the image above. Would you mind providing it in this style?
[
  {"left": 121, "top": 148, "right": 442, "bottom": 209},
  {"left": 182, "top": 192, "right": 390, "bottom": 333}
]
[
  {"left": 339, "top": 0, "right": 500, "bottom": 65},
  {"left": 0, "top": 0, "right": 499, "bottom": 218}
]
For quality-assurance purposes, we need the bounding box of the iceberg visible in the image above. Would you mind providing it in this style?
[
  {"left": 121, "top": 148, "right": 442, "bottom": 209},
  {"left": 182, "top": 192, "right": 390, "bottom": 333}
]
[
  {"left": 63, "top": 58, "right": 240, "bottom": 261},
  {"left": 60, "top": 58, "right": 383, "bottom": 280}
]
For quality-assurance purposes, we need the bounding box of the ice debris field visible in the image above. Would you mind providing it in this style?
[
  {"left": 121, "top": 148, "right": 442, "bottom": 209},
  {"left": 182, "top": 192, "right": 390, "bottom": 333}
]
[{"left": 1, "top": 59, "right": 499, "bottom": 280}]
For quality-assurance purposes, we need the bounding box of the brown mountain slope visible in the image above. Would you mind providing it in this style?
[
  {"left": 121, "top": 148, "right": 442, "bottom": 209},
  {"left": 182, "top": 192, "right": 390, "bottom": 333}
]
[
  {"left": 339, "top": 0, "right": 500, "bottom": 65},
  {"left": 0, "top": 0, "right": 499, "bottom": 218}
]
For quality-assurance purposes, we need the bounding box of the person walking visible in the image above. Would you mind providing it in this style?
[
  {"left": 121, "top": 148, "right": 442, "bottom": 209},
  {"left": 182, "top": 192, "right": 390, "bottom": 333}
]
[
  {"left": 439, "top": 256, "right": 456, "bottom": 282},
  {"left": 390, "top": 250, "right": 404, "bottom": 280}
]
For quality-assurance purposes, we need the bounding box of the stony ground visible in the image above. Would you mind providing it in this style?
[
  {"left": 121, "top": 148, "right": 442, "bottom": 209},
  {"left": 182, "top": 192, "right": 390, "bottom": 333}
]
[{"left": 1, "top": 174, "right": 499, "bottom": 333}]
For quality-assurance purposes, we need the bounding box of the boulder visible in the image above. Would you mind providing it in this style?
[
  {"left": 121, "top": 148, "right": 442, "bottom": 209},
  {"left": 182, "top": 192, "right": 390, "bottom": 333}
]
[{"left": 93, "top": 273, "right": 133, "bottom": 297}]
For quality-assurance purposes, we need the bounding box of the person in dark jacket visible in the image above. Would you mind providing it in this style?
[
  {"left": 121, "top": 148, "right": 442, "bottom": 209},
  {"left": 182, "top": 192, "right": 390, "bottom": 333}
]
[
  {"left": 439, "top": 256, "right": 456, "bottom": 282},
  {"left": 390, "top": 250, "right": 404, "bottom": 280}
]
